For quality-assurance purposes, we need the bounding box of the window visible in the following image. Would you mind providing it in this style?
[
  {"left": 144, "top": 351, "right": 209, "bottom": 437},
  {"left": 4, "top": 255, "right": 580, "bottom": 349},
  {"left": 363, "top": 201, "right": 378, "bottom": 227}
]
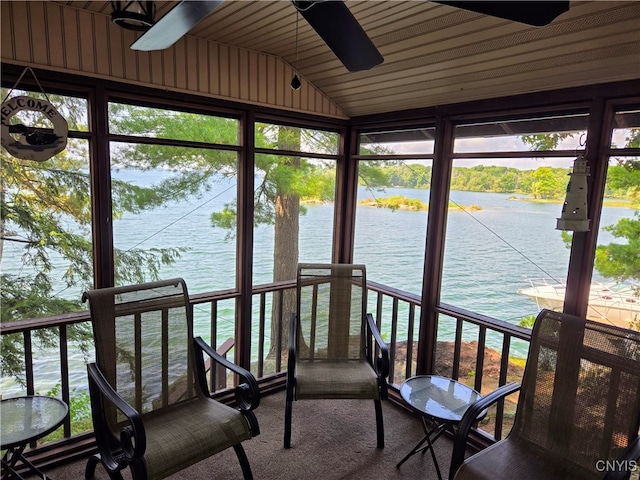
[
  {"left": 109, "top": 102, "right": 241, "bottom": 357},
  {"left": 355, "top": 126, "right": 435, "bottom": 292},
  {"left": 1, "top": 88, "right": 92, "bottom": 400},
  {"left": 591, "top": 105, "right": 640, "bottom": 330},
  {"left": 440, "top": 113, "right": 590, "bottom": 362}
]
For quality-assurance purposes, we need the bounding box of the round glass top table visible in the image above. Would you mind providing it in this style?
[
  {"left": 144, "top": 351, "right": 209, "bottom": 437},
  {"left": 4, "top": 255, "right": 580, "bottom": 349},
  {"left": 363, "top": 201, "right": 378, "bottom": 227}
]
[
  {"left": 1, "top": 395, "right": 68, "bottom": 479},
  {"left": 396, "top": 375, "right": 484, "bottom": 480}
]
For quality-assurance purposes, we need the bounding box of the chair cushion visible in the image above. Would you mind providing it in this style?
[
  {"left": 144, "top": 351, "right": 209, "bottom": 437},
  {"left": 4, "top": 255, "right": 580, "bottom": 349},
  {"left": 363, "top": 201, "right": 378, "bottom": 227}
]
[
  {"left": 295, "top": 359, "right": 379, "bottom": 400},
  {"left": 141, "top": 397, "right": 251, "bottom": 479},
  {"left": 453, "top": 438, "right": 599, "bottom": 480}
]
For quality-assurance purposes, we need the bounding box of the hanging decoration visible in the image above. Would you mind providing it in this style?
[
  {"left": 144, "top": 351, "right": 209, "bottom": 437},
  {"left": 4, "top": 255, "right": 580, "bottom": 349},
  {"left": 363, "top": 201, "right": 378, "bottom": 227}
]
[
  {"left": 556, "top": 152, "right": 590, "bottom": 232},
  {"left": 1, "top": 67, "right": 68, "bottom": 162}
]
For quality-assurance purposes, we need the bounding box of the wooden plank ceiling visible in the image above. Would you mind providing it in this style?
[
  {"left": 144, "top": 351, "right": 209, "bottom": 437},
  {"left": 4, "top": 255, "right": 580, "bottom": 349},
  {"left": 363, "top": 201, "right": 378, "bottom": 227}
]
[{"left": 59, "top": 1, "right": 640, "bottom": 117}]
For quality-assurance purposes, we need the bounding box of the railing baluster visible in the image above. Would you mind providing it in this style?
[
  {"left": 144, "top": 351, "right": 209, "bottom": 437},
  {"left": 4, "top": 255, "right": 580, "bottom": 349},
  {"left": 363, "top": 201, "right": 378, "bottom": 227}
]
[
  {"left": 134, "top": 312, "right": 142, "bottom": 413},
  {"left": 276, "top": 289, "right": 284, "bottom": 371},
  {"left": 405, "top": 305, "right": 415, "bottom": 378},
  {"left": 475, "top": 326, "right": 487, "bottom": 392},
  {"left": 59, "top": 325, "right": 71, "bottom": 438},
  {"left": 494, "top": 334, "right": 512, "bottom": 440},
  {"left": 258, "top": 292, "right": 266, "bottom": 377},
  {"left": 453, "top": 318, "right": 463, "bottom": 380},
  {"left": 209, "top": 300, "right": 218, "bottom": 391},
  {"left": 389, "top": 297, "right": 399, "bottom": 384}
]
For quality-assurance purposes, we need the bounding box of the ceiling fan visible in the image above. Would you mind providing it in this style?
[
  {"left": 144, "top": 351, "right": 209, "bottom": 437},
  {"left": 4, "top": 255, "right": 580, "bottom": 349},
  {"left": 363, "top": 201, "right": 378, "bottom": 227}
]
[{"left": 120, "top": 1, "right": 569, "bottom": 73}]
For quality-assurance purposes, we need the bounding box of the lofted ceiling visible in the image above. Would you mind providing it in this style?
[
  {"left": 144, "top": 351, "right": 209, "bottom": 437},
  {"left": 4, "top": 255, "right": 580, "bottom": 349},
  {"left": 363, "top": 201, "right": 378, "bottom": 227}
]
[{"left": 58, "top": 1, "right": 640, "bottom": 117}]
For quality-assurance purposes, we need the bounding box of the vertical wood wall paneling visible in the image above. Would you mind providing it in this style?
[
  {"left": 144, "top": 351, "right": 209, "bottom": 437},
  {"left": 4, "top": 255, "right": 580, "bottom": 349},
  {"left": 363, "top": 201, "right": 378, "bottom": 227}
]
[
  {"left": 1, "top": 2, "right": 15, "bottom": 61},
  {"left": 246, "top": 50, "right": 257, "bottom": 102},
  {"left": 299, "top": 75, "right": 308, "bottom": 112},
  {"left": 229, "top": 46, "right": 240, "bottom": 99},
  {"left": 121, "top": 29, "right": 138, "bottom": 82},
  {"left": 239, "top": 48, "right": 250, "bottom": 101},
  {"left": 289, "top": 66, "right": 302, "bottom": 109},
  {"left": 219, "top": 44, "right": 230, "bottom": 97},
  {"left": 162, "top": 46, "right": 176, "bottom": 89},
  {"left": 28, "top": 2, "right": 49, "bottom": 66},
  {"left": 208, "top": 42, "right": 220, "bottom": 95},
  {"left": 11, "top": 2, "right": 31, "bottom": 64},
  {"left": 94, "top": 14, "right": 111, "bottom": 77},
  {"left": 275, "top": 59, "right": 285, "bottom": 106},
  {"left": 196, "top": 37, "right": 207, "bottom": 93},
  {"left": 267, "top": 56, "right": 276, "bottom": 105},
  {"left": 108, "top": 21, "right": 125, "bottom": 80},
  {"left": 150, "top": 50, "right": 164, "bottom": 86},
  {"left": 46, "top": 5, "right": 65, "bottom": 69},
  {"left": 186, "top": 36, "right": 199, "bottom": 92},
  {"left": 257, "top": 55, "right": 267, "bottom": 104},
  {"left": 60, "top": 7, "right": 80, "bottom": 71},
  {"left": 78, "top": 9, "right": 96, "bottom": 74},
  {"left": 135, "top": 46, "right": 150, "bottom": 84}
]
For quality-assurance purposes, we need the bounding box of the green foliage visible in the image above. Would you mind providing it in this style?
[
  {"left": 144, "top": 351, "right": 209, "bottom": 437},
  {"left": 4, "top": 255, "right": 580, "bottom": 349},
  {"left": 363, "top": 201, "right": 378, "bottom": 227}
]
[
  {"left": 521, "top": 132, "right": 574, "bottom": 150},
  {"left": 518, "top": 315, "right": 537, "bottom": 329},
  {"left": 360, "top": 195, "right": 427, "bottom": 211},
  {"left": 40, "top": 384, "right": 93, "bottom": 440},
  {"left": 449, "top": 165, "right": 570, "bottom": 197},
  {"left": 594, "top": 212, "right": 640, "bottom": 282}
]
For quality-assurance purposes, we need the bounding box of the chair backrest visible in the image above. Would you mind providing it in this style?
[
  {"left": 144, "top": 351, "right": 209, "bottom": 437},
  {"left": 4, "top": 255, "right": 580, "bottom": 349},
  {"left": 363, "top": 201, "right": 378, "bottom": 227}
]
[
  {"left": 514, "top": 309, "right": 640, "bottom": 478},
  {"left": 295, "top": 263, "right": 368, "bottom": 362},
  {"left": 84, "top": 278, "right": 197, "bottom": 427}
]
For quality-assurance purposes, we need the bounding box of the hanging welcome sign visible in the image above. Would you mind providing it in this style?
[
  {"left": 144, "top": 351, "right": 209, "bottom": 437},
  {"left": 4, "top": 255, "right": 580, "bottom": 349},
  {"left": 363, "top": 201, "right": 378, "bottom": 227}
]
[
  {"left": 1, "top": 67, "right": 68, "bottom": 162},
  {"left": 1, "top": 95, "right": 68, "bottom": 162}
]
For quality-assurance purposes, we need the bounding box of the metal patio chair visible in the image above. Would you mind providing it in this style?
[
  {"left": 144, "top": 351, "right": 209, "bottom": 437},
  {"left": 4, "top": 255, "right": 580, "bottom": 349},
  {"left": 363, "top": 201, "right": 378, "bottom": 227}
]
[
  {"left": 83, "top": 278, "right": 260, "bottom": 480},
  {"left": 284, "top": 263, "right": 389, "bottom": 449},
  {"left": 449, "top": 309, "right": 640, "bottom": 480}
]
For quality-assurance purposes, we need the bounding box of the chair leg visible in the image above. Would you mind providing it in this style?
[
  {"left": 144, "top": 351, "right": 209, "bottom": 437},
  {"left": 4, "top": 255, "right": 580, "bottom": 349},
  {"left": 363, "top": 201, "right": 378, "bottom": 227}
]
[
  {"left": 233, "top": 444, "right": 253, "bottom": 480},
  {"left": 85, "top": 454, "right": 101, "bottom": 480},
  {"left": 375, "top": 399, "right": 384, "bottom": 448},
  {"left": 85, "top": 454, "right": 125, "bottom": 480},
  {"left": 284, "top": 398, "right": 293, "bottom": 448}
]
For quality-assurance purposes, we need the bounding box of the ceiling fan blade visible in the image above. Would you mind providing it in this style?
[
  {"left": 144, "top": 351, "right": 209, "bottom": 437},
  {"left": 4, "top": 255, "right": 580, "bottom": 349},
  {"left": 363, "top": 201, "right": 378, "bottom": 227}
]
[
  {"left": 131, "top": 1, "right": 223, "bottom": 51},
  {"left": 293, "top": 1, "right": 383, "bottom": 72},
  {"left": 434, "top": 1, "right": 569, "bottom": 27}
]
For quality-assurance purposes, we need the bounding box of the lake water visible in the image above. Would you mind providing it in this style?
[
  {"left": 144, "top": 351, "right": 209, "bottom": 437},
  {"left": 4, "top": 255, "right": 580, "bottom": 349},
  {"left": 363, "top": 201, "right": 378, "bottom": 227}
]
[{"left": 1, "top": 172, "right": 635, "bottom": 396}]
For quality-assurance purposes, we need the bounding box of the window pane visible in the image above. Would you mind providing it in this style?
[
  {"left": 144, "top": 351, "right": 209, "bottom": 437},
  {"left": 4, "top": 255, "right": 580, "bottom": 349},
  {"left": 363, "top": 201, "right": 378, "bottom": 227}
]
[
  {"left": 354, "top": 160, "right": 431, "bottom": 293},
  {"left": 610, "top": 107, "right": 640, "bottom": 149},
  {"left": 253, "top": 154, "right": 336, "bottom": 285},
  {"left": 109, "top": 102, "right": 239, "bottom": 144},
  {"left": 1, "top": 89, "right": 92, "bottom": 399},
  {"left": 454, "top": 113, "right": 589, "bottom": 153},
  {"left": 255, "top": 122, "right": 339, "bottom": 155},
  {"left": 359, "top": 127, "right": 436, "bottom": 155},
  {"left": 111, "top": 142, "right": 238, "bottom": 292},
  {"left": 1, "top": 89, "right": 92, "bottom": 316},
  {"left": 253, "top": 152, "right": 336, "bottom": 374},
  {"left": 442, "top": 117, "right": 594, "bottom": 360},
  {"left": 590, "top": 153, "right": 640, "bottom": 329}
]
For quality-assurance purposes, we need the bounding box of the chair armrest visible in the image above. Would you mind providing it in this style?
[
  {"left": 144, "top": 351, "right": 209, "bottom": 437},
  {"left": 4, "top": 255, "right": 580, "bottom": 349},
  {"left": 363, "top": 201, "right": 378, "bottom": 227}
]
[
  {"left": 193, "top": 336, "right": 260, "bottom": 412},
  {"left": 87, "top": 362, "right": 146, "bottom": 470},
  {"left": 603, "top": 435, "right": 640, "bottom": 480},
  {"left": 449, "top": 381, "right": 521, "bottom": 480},
  {"left": 366, "top": 313, "right": 389, "bottom": 379}
]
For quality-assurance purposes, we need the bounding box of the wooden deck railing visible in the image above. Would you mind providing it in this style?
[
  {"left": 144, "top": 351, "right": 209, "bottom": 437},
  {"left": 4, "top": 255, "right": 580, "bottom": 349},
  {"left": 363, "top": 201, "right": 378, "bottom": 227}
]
[{"left": 0, "top": 281, "right": 532, "bottom": 467}]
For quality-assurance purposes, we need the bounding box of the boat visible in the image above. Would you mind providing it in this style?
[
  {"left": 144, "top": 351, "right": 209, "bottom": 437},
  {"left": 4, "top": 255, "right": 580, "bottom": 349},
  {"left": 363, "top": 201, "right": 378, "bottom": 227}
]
[{"left": 517, "top": 278, "right": 640, "bottom": 329}]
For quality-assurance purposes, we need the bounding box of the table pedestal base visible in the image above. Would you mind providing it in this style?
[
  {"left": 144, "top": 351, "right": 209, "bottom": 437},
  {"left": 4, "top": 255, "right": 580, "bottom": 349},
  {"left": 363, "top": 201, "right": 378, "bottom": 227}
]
[
  {"left": 396, "top": 417, "right": 452, "bottom": 480},
  {"left": 2, "top": 445, "right": 50, "bottom": 480}
]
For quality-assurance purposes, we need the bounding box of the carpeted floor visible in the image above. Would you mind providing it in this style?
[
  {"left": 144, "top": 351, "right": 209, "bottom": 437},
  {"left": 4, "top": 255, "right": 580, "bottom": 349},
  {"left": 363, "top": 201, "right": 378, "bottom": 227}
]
[{"left": 45, "top": 390, "right": 456, "bottom": 479}]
